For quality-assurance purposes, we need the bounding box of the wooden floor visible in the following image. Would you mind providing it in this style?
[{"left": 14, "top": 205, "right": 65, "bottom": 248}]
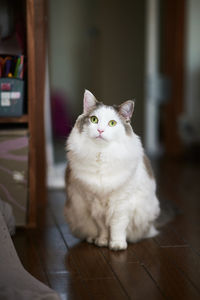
[{"left": 13, "top": 158, "right": 200, "bottom": 299}]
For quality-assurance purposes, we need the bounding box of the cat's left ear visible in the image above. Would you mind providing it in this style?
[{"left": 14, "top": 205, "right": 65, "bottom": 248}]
[
  {"left": 83, "top": 90, "right": 98, "bottom": 114},
  {"left": 118, "top": 100, "right": 135, "bottom": 121}
]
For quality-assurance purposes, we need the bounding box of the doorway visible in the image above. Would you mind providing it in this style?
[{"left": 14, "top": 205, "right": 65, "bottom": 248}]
[{"left": 46, "top": 0, "right": 147, "bottom": 187}]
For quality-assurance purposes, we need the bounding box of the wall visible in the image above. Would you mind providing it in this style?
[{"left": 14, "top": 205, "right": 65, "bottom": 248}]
[
  {"left": 185, "top": 0, "right": 200, "bottom": 119},
  {"left": 91, "top": 0, "right": 146, "bottom": 136},
  {"left": 48, "top": 0, "right": 91, "bottom": 118},
  {"left": 182, "top": 0, "right": 200, "bottom": 142},
  {"left": 48, "top": 0, "right": 146, "bottom": 136}
]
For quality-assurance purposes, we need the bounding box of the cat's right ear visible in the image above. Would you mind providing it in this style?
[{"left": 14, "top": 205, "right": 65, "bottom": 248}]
[
  {"left": 118, "top": 100, "right": 135, "bottom": 121},
  {"left": 83, "top": 90, "right": 97, "bottom": 114}
]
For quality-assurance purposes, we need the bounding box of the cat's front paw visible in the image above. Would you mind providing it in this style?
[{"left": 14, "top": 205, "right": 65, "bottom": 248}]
[
  {"left": 95, "top": 236, "right": 109, "bottom": 247},
  {"left": 86, "top": 237, "right": 95, "bottom": 244},
  {"left": 109, "top": 240, "right": 127, "bottom": 251}
]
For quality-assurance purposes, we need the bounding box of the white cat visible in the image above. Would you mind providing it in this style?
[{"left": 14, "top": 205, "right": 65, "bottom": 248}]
[{"left": 64, "top": 90, "right": 160, "bottom": 250}]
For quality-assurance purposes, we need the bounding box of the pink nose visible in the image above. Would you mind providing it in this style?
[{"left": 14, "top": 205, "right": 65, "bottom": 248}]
[{"left": 97, "top": 129, "right": 104, "bottom": 134}]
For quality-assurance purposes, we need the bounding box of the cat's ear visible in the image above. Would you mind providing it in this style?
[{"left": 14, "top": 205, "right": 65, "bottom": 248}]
[
  {"left": 83, "top": 90, "right": 97, "bottom": 114},
  {"left": 118, "top": 100, "right": 135, "bottom": 121}
]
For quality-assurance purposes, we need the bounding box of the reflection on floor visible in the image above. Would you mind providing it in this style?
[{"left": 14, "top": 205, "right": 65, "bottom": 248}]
[{"left": 13, "top": 157, "right": 200, "bottom": 299}]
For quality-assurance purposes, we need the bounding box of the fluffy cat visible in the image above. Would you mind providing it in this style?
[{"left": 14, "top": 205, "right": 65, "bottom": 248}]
[{"left": 64, "top": 90, "right": 160, "bottom": 250}]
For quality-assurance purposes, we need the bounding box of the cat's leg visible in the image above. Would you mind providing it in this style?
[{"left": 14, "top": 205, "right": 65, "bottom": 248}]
[
  {"left": 81, "top": 217, "right": 98, "bottom": 242},
  {"left": 127, "top": 223, "right": 158, "bottom": 243},
  {"left": 94, "top": 218, "right": 109, "bottom": 247},
  {"left": 109, "top": 214, "right": 129, "bottom": 251},
  {"left": 66, "top": 208, "right": 98, "bottom": 242},
  {"left": 64, "top": 192, "right": 98, "bottom": 241},
  {"left": 127, "top": 195, "right": 160, "bottom": 243},
  {"left": 144, "top": 224, "right": 159, "bottom": 239}
]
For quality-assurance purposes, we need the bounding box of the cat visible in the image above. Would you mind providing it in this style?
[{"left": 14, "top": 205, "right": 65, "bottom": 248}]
[{"left": 64, "top": 90, "right": 160, "bottom": 250}]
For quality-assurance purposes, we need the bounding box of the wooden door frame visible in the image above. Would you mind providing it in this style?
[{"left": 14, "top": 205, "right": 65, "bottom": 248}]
[
  {"left": 161, "top": 0, "right": 185, "bottom": 156},
  {"left": 27, "top": 0, "right": 46, "bottom": 227}
]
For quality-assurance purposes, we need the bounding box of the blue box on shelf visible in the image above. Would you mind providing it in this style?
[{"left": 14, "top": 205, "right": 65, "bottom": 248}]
[{"left": 0, "top": 78, "right": 24, "bottom": 117}]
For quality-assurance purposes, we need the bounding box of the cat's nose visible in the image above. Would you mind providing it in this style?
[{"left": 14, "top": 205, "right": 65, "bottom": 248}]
[{"left": 97, "top": 129, "right": 104, "bottom": 134}]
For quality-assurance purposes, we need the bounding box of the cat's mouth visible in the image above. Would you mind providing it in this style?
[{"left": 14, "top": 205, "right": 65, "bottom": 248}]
[{"left": 96, "top": 134, "right": 106, "bottom": 141}]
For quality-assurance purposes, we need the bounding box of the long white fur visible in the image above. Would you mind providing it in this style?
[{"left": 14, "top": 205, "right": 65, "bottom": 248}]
[{"left": 64, "top": 90, "right": 160, "bottom": 250}]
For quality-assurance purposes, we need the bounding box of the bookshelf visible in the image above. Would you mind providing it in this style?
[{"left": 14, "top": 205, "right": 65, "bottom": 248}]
[
  {"left": 0, "top": 0, "right": 46, "bottom": 227},
  {"left": 0, "top": 115, "right": 28, "bottom": 124}
]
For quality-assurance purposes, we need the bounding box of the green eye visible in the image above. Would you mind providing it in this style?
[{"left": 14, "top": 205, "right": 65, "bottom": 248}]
[
  {"left": 108, "top": 120, "right": 117, "bottom": 127},
  {"left": 90, "top": 116, "right": 98, "bottom": 124}
]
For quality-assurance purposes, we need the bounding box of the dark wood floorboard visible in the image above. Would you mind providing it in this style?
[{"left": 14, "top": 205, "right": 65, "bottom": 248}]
[
  {"left": 132, "top": 240, "right": 200, "bottom": 299},
  {"left": 12, "top": 228, "right": 49, "bottom": 285},
  {"left": 12, "top": 158, "right": 200, "bottom": 299}
]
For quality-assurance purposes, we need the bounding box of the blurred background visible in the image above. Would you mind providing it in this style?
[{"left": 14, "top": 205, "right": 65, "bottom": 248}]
[
  {"left": 46, "top": 0, "right": 200, "bottom": 188},
  {"left": 0, "top": 2, "right": 199, "bottom": 297}
]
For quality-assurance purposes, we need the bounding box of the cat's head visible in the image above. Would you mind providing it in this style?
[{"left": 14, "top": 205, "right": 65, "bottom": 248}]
[{"left": 75, "top": 90, "right": 134, "bottom": 143}]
